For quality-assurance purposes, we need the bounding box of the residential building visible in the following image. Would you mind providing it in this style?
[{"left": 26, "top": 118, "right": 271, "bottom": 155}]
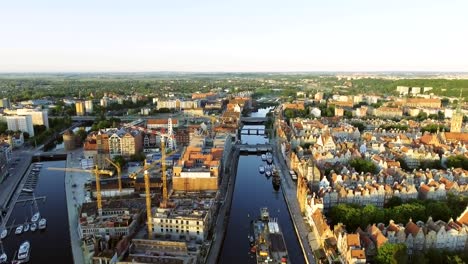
[
  {"left": 373, "top": 107, "right": 403, "bottom": 118},
  {"left": 405, "top": 98, "right": 441, "bottom": 108},
  {"left": 152, "top": 192, "right": 216, "bottom": 242},
  {"left": 85, "top": 100, "right": 94, "bottom": 114},
  {"left": 0, "top": 98, "right": 10, "bottom": 109},
  {"left": 16, "top": 108, "right": 49, "bottom": 128},
  {"left": 6, "top": 115, "right": 35, "bottom": 136},
  {"left": 76, "top": 101, "right": 85, "bottom": 116}
]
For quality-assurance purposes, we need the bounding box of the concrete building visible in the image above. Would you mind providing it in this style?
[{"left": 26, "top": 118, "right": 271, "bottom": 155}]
[
  {"left": 152, "top": 192, "right": 216, "bottom": 242},
  {"left": 85, "top": 100, "right": 94, "bottom": 114},
  {"left": 118, "top": 239, "right": 198, "bottom": 264},
  {"left": 16, "top": 108, "right": 49, "bottom": 128},
  {"left": 0, "top": 98, "right": 10, "bottom": 109},
  {"left": 172, "top": 134, "right": 230, "bottom": 192},
  {"left": 147, "top": 118, "right": 179, "bottom": 129},
  {"left": 76, "top": 101, "right": 85, "bottom": 116},
  {"left": 373, "top": 107, "right": 403, "bottom": 118},
  {"left": 6, "top": 115, "right": 35, "bottom": 136}
]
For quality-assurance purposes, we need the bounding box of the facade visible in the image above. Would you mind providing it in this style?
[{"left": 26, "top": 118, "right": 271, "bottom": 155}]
[
  {"left": 373, "top": 107, "right": 403, "bottom": 118},
  {"left": 152, "top": 193, "right": 216, "bottom": 242},
  {"left": 16, "top": 108, "right": 49, "bottom": 128},
  {"left": 0, "top": 98, "right": 10, "bottom": 109},
  {"left": 405, "top": 98, "right": 441, "bottom": 108},
  {"left": 85, "top": 100, "right": 94, "bottom": 114},
  {"left": 76, "top": 101, "right": 85, "bottom": 116},
  {"left": 6, "top": 115, "right": 35, "bottom": 136}
]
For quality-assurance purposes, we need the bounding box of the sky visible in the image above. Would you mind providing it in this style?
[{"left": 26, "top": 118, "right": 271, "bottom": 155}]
[{"left": 0, "top": 0, "right": 467, "bottom": 72}]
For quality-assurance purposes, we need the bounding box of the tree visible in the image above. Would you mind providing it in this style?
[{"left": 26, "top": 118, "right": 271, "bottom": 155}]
[
  {"left": 425, "top": 201, "right": 451, "bottom": 222},
  {"left": 349, "top": 158, "right": 378, "bottom": 174},
  {"left": 113, "top": 156, "right": 126, "bottom": 168},
  {"left": 0, "top": 122, "right": 7, "bottom": 134},
  {"left": 329, "top": 204, "right": 362, "bottom": 231},
  {"left": 446, "top": 155, "right": 468, "bottom": 170},
  {"left": 75, "top": 128, "right": 88, "bottom": 142},
  {"left": 389, "top": 203, "right": 426, "bottom": 224},
  {"left": 361, "top": 204, "right": 385, "bottom": 226},
  {"left": 351, "top": 121, "right": 365, "bottom": 132},
  {"left": 385, "top": 196, "right": 403, "bottom": 208},
  {"left": 375, "top": 243, "right": 407, "bottom": 264}
]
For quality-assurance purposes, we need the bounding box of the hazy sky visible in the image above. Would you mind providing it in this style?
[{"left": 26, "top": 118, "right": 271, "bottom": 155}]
[{"left": 1, "top": 0, "right": 467, "bottom": 72}]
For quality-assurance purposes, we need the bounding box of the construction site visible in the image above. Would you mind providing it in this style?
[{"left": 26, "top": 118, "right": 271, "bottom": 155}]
[{"left": 62, "top": 116, "right": 235, "bottom": 264}]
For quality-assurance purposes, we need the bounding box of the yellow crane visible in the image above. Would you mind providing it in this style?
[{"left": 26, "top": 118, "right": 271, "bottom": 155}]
[
  {"left": 105, "top": 158, "right": 122, "bottom": 193},
  {"left": 48, "top": 166, "right": 113, "bottom": 216},
  {"left": 139, "top": 137, "right": 177, "bottom": 238}
]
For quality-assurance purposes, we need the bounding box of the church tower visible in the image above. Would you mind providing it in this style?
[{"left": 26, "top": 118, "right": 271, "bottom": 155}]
[{"left": 450, "top": 89, "right": 464, "bottom": 133}]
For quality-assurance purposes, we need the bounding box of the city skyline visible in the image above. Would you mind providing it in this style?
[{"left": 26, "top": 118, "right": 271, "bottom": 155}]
[{"left": 1, "top": 0, "right": 468, "bottom": 72}]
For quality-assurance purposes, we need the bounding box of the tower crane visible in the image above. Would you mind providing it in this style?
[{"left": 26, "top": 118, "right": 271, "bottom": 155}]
[
  {"left": 105, "top": 158, "right": 122, "bottom": 193},
  {"left": 48, "top": 166, "right": 114, "bottom": 216}
]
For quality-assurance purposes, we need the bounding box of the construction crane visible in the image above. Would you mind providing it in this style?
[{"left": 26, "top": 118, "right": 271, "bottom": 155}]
[
  {"left": 48, "top": 166, "right": 113, "bottom": 216},
  {"left": 140, "top": 138, "right": 177, "bottom": 238},
  {"left": 105, "top": 158, "right": 122, "bottom": 193}
]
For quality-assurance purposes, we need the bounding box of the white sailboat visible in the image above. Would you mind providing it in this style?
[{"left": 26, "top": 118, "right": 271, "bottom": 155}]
[
  {"left": 38, "top": 218, "right": 46, "bottom": 230},
  {"left": 17, "top": 241, "right": 30, "bottom": 261},
  {"left": 0, "top": 229, "right": 6, "bottom": 240}
]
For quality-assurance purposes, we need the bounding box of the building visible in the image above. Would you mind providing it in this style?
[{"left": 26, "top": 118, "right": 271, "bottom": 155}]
[
  {"left": 0, "top": 98, "right": 10, "bottom": 109},
  {"left": 373, "top": 107, "right": 403, "bottom": 118},
  {"left": 172, "top": 134, "right": 230, "bottom": 192},
  {"left": 152, "top": 192, "right": 216, "bottom": 242},
  {"left": 76, "top": 101, "right": 85, "bottom": 116},
  {"left": 405, "top": 98, "right": 441, "bottom": 108},
  {"left": 118, "top": 239, "right": 198, "bottom": 264},
  {"left": 147, "top": 118, "right": 179, "bottom": 130},
  {"left": 6, "top": 115, "right": 34, "bottom": 136},
  {"left": 16, "top": 108, "right": 49, "bottom": 128},
  {"left": 85, "top": 100, "right": 94, "bottom": 114},
  {"left": 451, "top": 92, "right": 464, "bottom": 133}
]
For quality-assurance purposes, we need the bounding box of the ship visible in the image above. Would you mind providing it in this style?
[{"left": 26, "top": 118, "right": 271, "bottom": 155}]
[
  {"left": 251, "top": 208, "right": 288, "bottom": 264},
  {"left": 272, "top": 169, "right": 281, "bottom": 191}
]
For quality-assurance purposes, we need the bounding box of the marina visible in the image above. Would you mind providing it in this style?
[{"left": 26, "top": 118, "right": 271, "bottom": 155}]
[{"left": 0, "top": 160, "right": 72, "bottom": 263}]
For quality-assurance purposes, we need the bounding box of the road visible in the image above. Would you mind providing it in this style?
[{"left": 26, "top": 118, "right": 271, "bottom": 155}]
[
  {"left": 0, "top": 149, "right": 33, "bottom": 226},
  {"left": 271, "top": 138, "right": 319, "bottom": 264}
]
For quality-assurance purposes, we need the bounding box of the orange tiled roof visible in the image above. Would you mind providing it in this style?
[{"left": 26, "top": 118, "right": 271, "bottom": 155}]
[
  {"left": 351, "top": 249, "right": 366, "bottom": 259},
  {"left": 347, "top": 234, "right": 360, "bottom": 247}
]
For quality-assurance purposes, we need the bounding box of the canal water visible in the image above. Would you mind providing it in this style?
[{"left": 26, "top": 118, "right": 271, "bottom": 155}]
[
  {"left": 2, "top": 160, "right": 73, "bottom": 263},
  {"left": 219, "top": 108, "right": 305, "bottom": 263}
]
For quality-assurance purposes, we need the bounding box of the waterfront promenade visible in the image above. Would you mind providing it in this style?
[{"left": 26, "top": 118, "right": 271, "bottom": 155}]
[
  {"left": 64, "top": 150, "right": 89, "bottom": 264},
  {"left": 272, "top": 140, "right": 318, "bottom": 264}
]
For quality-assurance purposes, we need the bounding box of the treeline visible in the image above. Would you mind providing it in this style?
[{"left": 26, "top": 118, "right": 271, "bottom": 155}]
[{"left": 328, "top": 194, "right": 468, "bottom": 232}]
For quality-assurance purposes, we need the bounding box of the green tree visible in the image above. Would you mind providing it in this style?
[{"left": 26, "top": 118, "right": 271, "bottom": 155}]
[
  {"left": 329, "top": 204, "right": 362, "bottom": 231},
  {"left": 113, "top": 155, "right": 126, "bottom": 168},
  {"left": 385, "top": 196, "right": 403, "bottom": 208},
  {"left": 349, "top": 158, "right": 377, "bottom": 174},
  {"left": 0, "top": 122, "right": 7, "bottom": 134},
  {"left": 446, "top": 155, "right": 468, "bottom": 170},
  {"left": 75, "top": 128, "right": 88, "bottom": 142},
  {"left": 375, "top": 243, "right": 407, "bottom": 264},
  {"left": 361, "top": 204, "right": 385, "bottom": 226}
]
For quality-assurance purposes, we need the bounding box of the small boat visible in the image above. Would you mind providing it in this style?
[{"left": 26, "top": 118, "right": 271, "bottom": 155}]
[
  {"left": 30, "top": 223, "right": 37, "bottom": 232},
  {"left": 0, "top": 253, "right": 6, "bottom": 264},
  {"left": 265, "top": 170, "right": 272, "bottom": 177},
  {"left": 23, "top": 223, "right": 29, "bottom": 232},
  {"left": 17, "top": 241, "right": 30, "bottom": 261},
  {"left": 259, "top": 166, "right": 265, "bottom": 174},
  {"left": 15, "top": 226, "right": 23, "bottom": 235},
  {"left": 0, "top": 241, "right": 6, "bottom": 264},
  {"left": 38, "top": 218, "right": 46, "bottom": 230},
  {"left": 31, "top": 212, "right": 40, "bottom": 223},
  {"left": 266, "top": 152, "right": 273, "bottom": 164},
  {"left": 261, "top": 154, "right": 267, "bottom": 161},
  {"left": 21, "top": 188, "right": 33, "bottom": 193},
  {"left": 0, "top": 229, "right": 6, "bottom": 240}
]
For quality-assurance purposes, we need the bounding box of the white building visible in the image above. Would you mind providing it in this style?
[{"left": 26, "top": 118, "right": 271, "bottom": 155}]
[
  {"left": 152, "top": 194, "right": 216, "bottom": 242},
  {"left": 85, "top": 100, "right": 94, "bottom": 114},
  {"left": 6, "top": 115, "right": 35, "bottom": 136},
  {"left": 16, "top": 108, "right": 49, "bottom": 128}
]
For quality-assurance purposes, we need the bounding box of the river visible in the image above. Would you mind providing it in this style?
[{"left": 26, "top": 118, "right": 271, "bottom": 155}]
[
  {"left": 2, "top": 160, "right": 73, "bottom": 263},
  {"left": 219, "top": 108, "right": 305, "bottom": 264}
]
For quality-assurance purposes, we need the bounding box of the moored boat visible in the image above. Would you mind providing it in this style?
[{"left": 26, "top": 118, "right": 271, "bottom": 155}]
[
  {"left": 17, "top": 241, "right": 30, "bottom": 261},
  {"left": 38, "top": 218, "right": 46, "bottom": 230},
  {"left": 23, "top": 223, "right": 29, "bottom": 232},
  {"left": 266, "top": 152, "right": 273, "bottom": 164},
  {"left": 0, "top": 253, "right": 6, "bottom": 264},
  {"left": 31, "top": 212, "right": 40, "bottom": 223},
  {"left": 259, "top": 166, "right": 265, "bottom": 174},
  {"left": 15, "top": 226, "right": 23, "bottom": 235},
  {"left": 261, "top": 154, "right": 267, "bottom": 161},
  {"left": 30, "top": 223, "right": 37, "bottom": 232},
  {"left": 252, "top": 208, "right": 288, "bottom": 264},
  {"left": 21, "top": 188, "right": 33, "bottom": 193},
  {"left": 0, "top": 229, "right": 6, "bottom": 240},
  {"left": 265, "top": 170, "right": 272, "bottom": 177}
]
